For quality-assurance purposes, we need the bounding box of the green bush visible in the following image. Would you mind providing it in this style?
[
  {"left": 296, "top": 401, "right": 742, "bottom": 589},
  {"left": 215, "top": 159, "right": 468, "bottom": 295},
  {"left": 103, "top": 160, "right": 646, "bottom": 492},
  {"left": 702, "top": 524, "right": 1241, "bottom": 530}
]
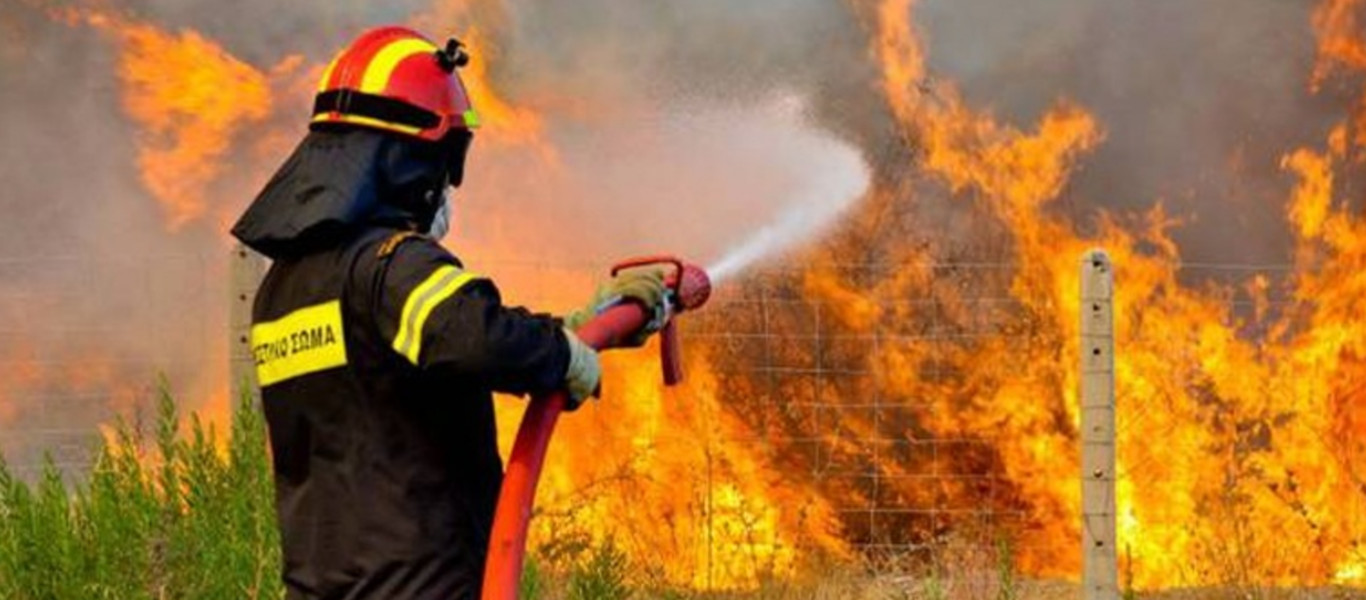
[
  {"left": 567, "top": 539, "right": 633, "bottom": 600},
  {"left": 0, "top": 387, "right": 908, "bottom": 599},
  {"left": 0, "top": 385, "right": 281, "bottom": 599}
]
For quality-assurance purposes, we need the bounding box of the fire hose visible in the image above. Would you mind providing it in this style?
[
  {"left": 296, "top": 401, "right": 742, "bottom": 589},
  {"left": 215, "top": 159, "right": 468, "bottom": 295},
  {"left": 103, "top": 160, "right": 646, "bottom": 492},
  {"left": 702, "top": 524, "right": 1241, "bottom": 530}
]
[{"left": 481, "top": 256, "right": 712, "bottom": 600}]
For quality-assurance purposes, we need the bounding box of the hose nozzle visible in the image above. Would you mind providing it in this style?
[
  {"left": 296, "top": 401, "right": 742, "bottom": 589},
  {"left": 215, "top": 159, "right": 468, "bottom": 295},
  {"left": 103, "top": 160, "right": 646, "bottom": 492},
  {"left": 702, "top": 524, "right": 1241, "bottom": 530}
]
[{"left": 610, "top": 256, "right": 712, "bottom": 385}]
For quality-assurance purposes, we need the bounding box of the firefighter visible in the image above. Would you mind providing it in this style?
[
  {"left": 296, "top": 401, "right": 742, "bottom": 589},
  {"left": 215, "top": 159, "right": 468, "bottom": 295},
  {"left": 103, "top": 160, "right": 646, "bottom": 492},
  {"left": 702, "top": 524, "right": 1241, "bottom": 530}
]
[{"left": 230, "top": 26, "right": 667, "bottom": 600}]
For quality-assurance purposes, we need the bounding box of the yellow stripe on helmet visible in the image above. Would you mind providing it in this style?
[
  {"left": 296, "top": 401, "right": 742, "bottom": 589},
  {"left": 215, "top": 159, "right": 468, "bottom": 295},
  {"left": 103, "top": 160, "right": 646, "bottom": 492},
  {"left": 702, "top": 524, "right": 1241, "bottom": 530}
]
[
  {"left": 310, "top": 113, "right": 425, "bottom": 137},
  {"left": 360, "top": 38, "right": 439, "bottom": 95},
  {"left": 316, "top": 51, "right": 344, "bottom": 93}
]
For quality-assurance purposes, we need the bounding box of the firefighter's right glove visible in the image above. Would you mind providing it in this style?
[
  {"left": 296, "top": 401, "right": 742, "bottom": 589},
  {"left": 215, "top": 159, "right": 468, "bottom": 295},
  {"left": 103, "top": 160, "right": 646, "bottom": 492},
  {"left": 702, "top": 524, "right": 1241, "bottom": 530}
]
[
  {"left": 563, "top": 268, "right": 670, "bottom": 347},
  {"left": 562, "top": 328, "right": 601, "bottom": 411}
]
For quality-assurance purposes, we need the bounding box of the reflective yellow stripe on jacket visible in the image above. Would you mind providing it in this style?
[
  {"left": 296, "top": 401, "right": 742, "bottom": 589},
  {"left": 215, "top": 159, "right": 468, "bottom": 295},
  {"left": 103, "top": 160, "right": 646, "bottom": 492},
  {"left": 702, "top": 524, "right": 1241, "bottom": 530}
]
[{"left": 393, "top": 265, "right": 478, "bottom": 365}]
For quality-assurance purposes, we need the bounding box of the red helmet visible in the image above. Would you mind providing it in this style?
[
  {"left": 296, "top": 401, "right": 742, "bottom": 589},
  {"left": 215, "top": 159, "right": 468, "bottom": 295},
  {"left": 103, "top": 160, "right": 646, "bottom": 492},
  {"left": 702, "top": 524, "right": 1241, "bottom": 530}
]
[{"left": 311, "top": 26, "right": 480, "bottom": 142}]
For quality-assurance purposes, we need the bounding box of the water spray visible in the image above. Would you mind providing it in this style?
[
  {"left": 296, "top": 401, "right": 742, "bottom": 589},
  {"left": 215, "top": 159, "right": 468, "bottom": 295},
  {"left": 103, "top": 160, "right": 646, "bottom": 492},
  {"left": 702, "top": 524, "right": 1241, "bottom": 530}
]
[
  {"left": 482, "top": 256, "right": 712, "bottom": 600},
  {"left": 705, "top": 132, "right": 871, "bottom": 284}
]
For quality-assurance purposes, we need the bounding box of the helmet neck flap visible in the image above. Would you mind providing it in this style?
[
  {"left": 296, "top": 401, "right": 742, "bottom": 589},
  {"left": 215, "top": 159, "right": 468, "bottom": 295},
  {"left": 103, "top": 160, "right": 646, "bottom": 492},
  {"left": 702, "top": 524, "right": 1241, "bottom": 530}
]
[{"left": 230, "top": 127, "right": 468, "bottom": 259}]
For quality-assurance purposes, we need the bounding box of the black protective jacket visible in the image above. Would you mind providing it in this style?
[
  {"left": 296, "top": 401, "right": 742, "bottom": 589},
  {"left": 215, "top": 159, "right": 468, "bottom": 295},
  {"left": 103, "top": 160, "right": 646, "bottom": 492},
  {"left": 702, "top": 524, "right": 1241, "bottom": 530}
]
[{"left": 233, "top": 129, "right": 569, "bottom": 599}]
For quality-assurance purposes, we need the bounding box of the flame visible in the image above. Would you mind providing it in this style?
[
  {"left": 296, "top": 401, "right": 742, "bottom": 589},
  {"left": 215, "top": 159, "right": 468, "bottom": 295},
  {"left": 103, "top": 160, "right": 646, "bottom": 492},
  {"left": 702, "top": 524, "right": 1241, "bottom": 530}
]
[
  {"left": 1339, "top": 559, "right": 1366, "bottom": 584},
  {"left": 54, "top": 8, "right": 273, "bottom": 230},
  {"left": 802, "top": 0, "right": 1366, "bottom": 589},
  {"left": 498, "top": 349, "right": 849, "bottom": 588},
  {"left": 409, "top": 0, "right": 555, "bottom": 159},
  {"left": 1312, "top": 0, "right": 1366, "bottom": 89},
  {"left": 5, "top": 0, "right": 1365, "bottom": 593},
  {"left": 467, "top": 256, "right": 843, "bottom": 588},
  {"left": 459, "top": 28, "right": 552, "bottom": 156},
  {"left": 49, "top": 2, "right": 549, "bottom": 225}
]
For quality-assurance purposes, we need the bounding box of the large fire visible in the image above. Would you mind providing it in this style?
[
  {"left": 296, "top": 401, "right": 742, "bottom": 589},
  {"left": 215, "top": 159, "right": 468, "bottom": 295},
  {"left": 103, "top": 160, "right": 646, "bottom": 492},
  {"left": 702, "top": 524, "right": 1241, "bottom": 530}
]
[
  {"left": 52, "top": 7, "right": 275, "bottom": 230},
  {"left": 783, "top": 0, "right": 1366, "bottom": 589},
  {"left": 3, "top": 0, "right": 1365, "bottom": 593}
]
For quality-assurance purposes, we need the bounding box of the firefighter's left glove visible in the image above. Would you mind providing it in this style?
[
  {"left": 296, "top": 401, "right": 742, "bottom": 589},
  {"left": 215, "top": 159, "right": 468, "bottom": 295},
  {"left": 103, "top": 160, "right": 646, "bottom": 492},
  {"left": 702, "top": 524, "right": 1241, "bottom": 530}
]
[
  {"left": 562, "top": 328, "right": 601, "bottom": 411},
  {"left": 563, "top": 269, "right": 669, "bottom": 347}
]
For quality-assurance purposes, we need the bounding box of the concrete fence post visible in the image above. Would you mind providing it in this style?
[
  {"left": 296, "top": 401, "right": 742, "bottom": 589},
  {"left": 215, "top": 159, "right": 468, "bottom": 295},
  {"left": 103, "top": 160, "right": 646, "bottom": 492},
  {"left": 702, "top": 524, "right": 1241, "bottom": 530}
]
[
  {"left": 229, "top": 243, "right": 268, "bottom": 409},
  {"left": 1080, "top": 249, "right": 1118, "bottom": 600}
]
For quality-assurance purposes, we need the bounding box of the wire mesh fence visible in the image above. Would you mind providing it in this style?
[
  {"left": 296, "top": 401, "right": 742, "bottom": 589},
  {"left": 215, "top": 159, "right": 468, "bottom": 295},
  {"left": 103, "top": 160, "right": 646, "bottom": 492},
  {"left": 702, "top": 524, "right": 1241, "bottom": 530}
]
[
  {"left": 0, "top": 246, "right": 1361, "bottom": 594},
  {"left": 680, "top": 260, "right": 1064, "bottom": 585}
]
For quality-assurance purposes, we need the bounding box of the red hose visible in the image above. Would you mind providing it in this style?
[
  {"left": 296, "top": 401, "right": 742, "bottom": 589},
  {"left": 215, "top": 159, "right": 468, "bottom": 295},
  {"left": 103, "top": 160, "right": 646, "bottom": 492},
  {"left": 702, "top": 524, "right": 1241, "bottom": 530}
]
[{"left": 481, "top": 302, "right": 653, "bottom": 600}]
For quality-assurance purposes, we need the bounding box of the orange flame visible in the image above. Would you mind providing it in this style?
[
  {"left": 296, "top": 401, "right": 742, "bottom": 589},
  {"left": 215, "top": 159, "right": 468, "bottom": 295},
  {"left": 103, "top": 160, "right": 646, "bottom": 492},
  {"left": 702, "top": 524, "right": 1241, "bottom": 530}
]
[
  {"left": 409, "top": 0, "right": 555, "bottom": 159},
  {"left": 55, "top": 8, "right": 273, "bottom": 230},
  {"left": 1312, "top": 0, "right": 1366, "bottom": 89},
  {"left": 10, "top": 0, "right": 1365, "bottom": 592},
  {"left": 844, "top": 0, "right": 1366, "bottom": 589},
  {"left": 497, "top": 350, "right": 849, "bottom": 588}
]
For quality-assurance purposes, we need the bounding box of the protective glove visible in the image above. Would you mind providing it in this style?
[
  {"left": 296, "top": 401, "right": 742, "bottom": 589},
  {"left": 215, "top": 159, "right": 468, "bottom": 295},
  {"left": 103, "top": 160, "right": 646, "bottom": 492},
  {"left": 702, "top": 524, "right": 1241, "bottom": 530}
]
[
  {"left": 561, "top": 328, "right": 601, "bottom": 411},
  {"left": 563, "top": 268, "right": 670, "bottom": 347}
]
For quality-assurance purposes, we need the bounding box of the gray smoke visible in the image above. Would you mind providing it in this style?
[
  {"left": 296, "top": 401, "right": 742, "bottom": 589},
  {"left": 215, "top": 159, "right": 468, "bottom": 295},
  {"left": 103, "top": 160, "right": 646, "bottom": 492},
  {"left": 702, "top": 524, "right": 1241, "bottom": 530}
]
[
  {"left": 481, "top": 0, "right": 1357, "bottom": 267},
  {"left": 0, "top": 0, "right": 1354, "bottom": 472},
  {"left": 122, "top": 0, "right": 432, "bottom": 64},
  {"left": 444, "top": 0, "right": 884, "bottom": 295},
  {"left": 0, "top": 0, "right": 881, "bottom": 470},
  {"left": 0, "top": 5, "right": 212, "bottom": 471},
  {"left": 916, "top": 0, "right": 1351, "bottom": 265}
]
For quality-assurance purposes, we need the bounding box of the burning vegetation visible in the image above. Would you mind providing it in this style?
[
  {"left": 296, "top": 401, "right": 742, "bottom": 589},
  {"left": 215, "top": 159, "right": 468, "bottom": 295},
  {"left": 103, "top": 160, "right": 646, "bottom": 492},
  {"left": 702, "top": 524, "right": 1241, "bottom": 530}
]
[{"left": 0, "top": 0, "right": 1363, "bottom": 594}]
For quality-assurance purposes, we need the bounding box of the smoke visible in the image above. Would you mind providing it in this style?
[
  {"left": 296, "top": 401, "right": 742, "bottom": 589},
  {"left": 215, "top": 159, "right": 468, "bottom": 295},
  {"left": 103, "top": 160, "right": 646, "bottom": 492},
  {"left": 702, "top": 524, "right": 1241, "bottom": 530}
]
[
  {"left": 456, "top": 94, "right": 871, "bottom": 284},
  {"left": 0, "top": 5, "right": 218, "bottom": 468},
  {"left": 702, "top": 97, "right": 872, "bottom": 282},
  {"left": 0, "top": 0, "right": 1353, "bottom": 522},
  {"left": 467, "top": 0, "right": 1360, "bottom": 273},
  {"left": 1, "top": 0, "right": 1364, "bottom": 585},
  {"left": 0, "top": 0, "right": 883, "bottom": 466},
  {"left": 121, "top": 0, "right": 432, "bottom": 63},
  {"left": 912, "top": 0, "right": 1351, "bottom": 265},
  {"left": 443, "top": 0, "right": 886, "bottom": 300}
]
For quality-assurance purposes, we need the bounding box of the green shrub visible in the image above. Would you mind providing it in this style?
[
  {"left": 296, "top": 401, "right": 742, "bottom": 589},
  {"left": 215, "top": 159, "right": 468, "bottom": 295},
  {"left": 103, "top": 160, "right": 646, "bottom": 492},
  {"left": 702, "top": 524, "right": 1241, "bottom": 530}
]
[
  {"left": 520, "top": 556, "right": 549, "bottom": 600},
  {"left": 567, "top": 538, "right": 633, "bottom": 600},
  {"left": 0, "top": 386, "right": 912, "bottom": 600},
  {"left": 0, "top": 385, "right": 281, "bottom": 599}
]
